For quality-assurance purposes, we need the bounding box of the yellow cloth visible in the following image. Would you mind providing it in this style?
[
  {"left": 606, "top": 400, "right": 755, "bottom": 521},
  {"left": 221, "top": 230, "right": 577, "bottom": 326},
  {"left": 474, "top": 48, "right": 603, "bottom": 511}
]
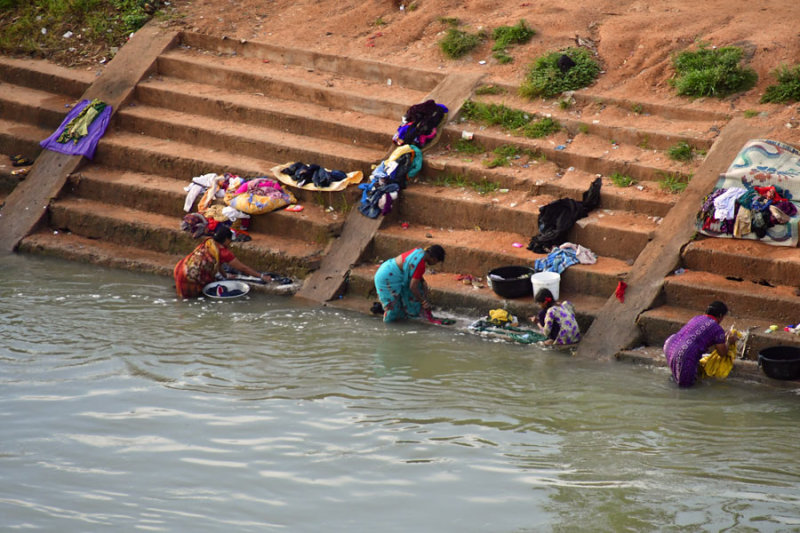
[
  {"left": 699, "top": 328, "right": 742, "bottom": 380},
  {"left": 488, "top": 309, "right": 518, "bottom": 327},
  {"left": 271, "top": 163, "right": 363, "bottom": 192}
]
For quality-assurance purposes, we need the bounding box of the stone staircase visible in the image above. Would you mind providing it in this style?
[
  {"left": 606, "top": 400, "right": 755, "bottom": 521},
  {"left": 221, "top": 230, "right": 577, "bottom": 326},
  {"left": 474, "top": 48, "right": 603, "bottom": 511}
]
[{"left": 3, "top": 30, "right": 800, "bottom": 370}]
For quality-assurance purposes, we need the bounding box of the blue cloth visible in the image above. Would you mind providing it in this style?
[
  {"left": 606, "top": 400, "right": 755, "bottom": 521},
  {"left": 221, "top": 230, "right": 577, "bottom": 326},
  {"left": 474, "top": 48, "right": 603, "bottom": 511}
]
[
  {"left": 40, "top": 99, "right": 112, "bottom": 159},
  {"left": 374, "top": 248, "right": 425, "bottom": 322},
  {"left": 534, "top": 248, "right": 580, "bottom": 274}
]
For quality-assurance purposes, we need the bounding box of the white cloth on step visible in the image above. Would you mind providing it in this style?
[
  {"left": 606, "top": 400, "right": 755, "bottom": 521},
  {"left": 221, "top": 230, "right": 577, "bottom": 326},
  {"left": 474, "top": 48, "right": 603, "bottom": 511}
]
[{"left": 713, "top": 187, "right": 746, "bottom": 221}]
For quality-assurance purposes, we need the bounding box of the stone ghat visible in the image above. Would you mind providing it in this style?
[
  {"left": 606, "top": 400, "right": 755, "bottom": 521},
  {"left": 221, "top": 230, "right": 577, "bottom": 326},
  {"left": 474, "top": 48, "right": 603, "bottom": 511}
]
[{"left": 1, "top": 26, "right": 799, "bottom": 387}]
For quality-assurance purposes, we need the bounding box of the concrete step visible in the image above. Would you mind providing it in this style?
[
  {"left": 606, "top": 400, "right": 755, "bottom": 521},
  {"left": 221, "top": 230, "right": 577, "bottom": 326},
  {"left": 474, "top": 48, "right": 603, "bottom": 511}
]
[
  {"left": 113, "top": 104, "right": 384, "bottom": 177},
  {"left": 418, "top": 155, "right": 677, "bottom": 218},
  {"left": 68, "top": 164, "right": 345, "bottom": 244},
  {"left": 0, "top": 118, "right": 50, "bottom": 162},
  {"left": 473, "top": 82, "right": 724, "bottom": 151},
  {"left": 17, "top": 230, "right": 300, "bottom": 297},
  {"left": 0, "top": 57, "right": 93, "bottom": 99},
  {"left": 134, "top": 75, "right": 395, "bottom": 150},
  {"left": 0, "top": 81, "right": 78, "bottom": 129},
  {"left": 47, "top": 196, "right": 324, "bottom": 277},
  {"left": 637, "top": 304, "right": 800, "bottom": 363},
  {"left": 683, "top": 236, "right": 800, "bottom": 287},
  {"left": 393, "top": 184, "right": 657, "bottom": 261},
  {"left": 661, "top": 268, "right": 800, "bottom": 325},
  {"left": 345, "top": 262, "right": 608, "bottom": 333},
  {"left": 156, "top": 46, "right": 427, "bottom": 121},
  {"left": 365, "top": 223, "right": 628, "bottom": 299}
]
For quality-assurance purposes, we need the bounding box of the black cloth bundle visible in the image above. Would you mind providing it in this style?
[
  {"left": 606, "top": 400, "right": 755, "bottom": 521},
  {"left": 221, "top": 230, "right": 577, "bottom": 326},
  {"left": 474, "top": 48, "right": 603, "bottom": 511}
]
[{"left": 527, "top": 178, "right": 602, "bottom": 253}]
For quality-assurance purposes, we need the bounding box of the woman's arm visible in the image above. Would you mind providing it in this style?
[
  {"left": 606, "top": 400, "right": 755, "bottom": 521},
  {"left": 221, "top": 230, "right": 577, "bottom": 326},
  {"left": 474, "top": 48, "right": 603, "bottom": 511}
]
[
  {"left": 228, "top": 257, "right": 270, "bottom": 282},
  {"left": 409, "top": 278, "right": 430, "bottom": 309}
]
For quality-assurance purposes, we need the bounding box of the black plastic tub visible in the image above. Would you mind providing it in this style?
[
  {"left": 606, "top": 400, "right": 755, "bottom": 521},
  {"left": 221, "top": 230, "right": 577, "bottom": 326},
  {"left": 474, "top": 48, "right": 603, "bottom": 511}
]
[
  {"left": 487, "top": 266, "right": 535, "bottom": 299},
  {"left": 758, "top": 346, "right": 800, "bottom": 380}
]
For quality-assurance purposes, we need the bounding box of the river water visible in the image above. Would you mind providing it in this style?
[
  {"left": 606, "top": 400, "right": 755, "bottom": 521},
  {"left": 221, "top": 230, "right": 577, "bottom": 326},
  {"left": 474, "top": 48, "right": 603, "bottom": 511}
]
[{"left": 1, "top": 254, "right": 799, "bottom": 532}]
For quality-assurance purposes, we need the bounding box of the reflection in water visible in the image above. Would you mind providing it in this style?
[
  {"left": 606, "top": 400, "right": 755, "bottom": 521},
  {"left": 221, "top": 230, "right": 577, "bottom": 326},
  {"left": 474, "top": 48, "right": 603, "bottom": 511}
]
[{"left": 1, "top": 255, "right": 799, "bottom": 532}]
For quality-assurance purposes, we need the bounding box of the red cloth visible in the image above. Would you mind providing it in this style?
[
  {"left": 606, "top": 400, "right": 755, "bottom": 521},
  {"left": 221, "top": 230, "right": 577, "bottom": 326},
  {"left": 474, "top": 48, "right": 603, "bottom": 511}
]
[
  {"left": 400, "top": 248, "right": 426, "bottom": 279},
  {"left": 615, "top": 281, "right": 627, "bottom": 303}
]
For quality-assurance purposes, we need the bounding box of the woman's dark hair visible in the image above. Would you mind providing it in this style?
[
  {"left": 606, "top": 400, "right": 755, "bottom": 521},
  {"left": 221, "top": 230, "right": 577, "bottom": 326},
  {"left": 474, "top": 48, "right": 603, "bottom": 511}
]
[
  {"left": 535, "top": 288, "right": 554, "bottom": 303},
  {"left": 426, "top": 244, "right": 445, "bottom": 263},
  {"left": 706, "top": 300, "right": 728, "bottom": 319},
  {"left": 213, "top": 225, "right": 233, "bottom": 244}
]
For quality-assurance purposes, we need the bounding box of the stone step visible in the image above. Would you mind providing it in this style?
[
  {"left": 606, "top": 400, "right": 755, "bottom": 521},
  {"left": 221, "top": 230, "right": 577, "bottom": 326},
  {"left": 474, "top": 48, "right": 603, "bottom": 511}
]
[
  {"left": 134, "top": 75, "right": 395, "bottom": 151},
  {"left": 113, "top": 104, "right": 384, "bottom": 177},
  {"left": 47, "top": 196, "right": 324, "bottom": 277},
  {"left": 393, "top": 184, "right": 657, "bottom": 261},
  {"left": 473, "top": 82, "right": 723, "bottom": 151},
  {"left": 365, "top": 223, "right": 628, "bottom": 299},
  {"left": 418, "top": 155, "right": 677, "bottom": 218},
  {"left": 683, "top": 236, "right": 800, "bottom": 287},
  {"left": 434, "top": 122, "right": 697, "bottom": 187},
  {"left": 69, "top": 164, "right": 345, "bottom": 244},
  {"left": 0, "top": 81, "right": 77, "bottom": 129},
  {"left": 17, "top": 230, "right": 300, "bottom": 297},
  {"left": 0, "top": 57, "right": 93, "bottom": 99},
  {"left": 637, "top": 304, "right": 800, "bottom": 363},
  {"left": 661, "top": 268, "right": 800, "bottom": 325},
  {"left": 345, "top": 262, "right": 608, "bottom": 333},
  {"left": 179, "top": 31, "right": 444, "bottom": 93},
  {"left": 0, "top": 118, "right": 50, "bottom": 162},
  {"left": 156, "top": 46, "right": 427, "bottom": 121}
]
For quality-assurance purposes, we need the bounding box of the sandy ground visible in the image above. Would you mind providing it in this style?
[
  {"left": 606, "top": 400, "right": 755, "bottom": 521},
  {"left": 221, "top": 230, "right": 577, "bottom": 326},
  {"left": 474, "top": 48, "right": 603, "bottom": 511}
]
[{"left": 161, "top": 0, "right": 800, "bottom": 143}]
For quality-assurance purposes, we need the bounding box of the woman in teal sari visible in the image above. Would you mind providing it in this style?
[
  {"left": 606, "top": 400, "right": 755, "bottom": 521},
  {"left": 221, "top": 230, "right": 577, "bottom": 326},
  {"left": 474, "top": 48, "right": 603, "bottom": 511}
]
[{"left": 374, "top": 244, "right": 445, "bottom": 323}]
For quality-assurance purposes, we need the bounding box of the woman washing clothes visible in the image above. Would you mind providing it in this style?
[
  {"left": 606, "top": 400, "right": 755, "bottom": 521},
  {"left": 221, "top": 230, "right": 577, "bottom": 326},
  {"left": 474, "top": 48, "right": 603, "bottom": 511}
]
[
  {"left": 374, "top": 244, "right": 445, "bottom": 323},
  {"left": 663, "top": 301, "right": 734, "bottom": 387},
  {"left": 173, "top": 225, "right": 269, "bottom": 299},
  {"left": 530, "top": 288, "right": 581, "bottom": 346}
]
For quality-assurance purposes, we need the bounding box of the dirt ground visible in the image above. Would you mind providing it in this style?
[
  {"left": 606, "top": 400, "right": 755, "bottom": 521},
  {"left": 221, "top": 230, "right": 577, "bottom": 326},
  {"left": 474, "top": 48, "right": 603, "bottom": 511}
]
[{"left": 160, "top": 0, "right": 800, "bottom": 144}]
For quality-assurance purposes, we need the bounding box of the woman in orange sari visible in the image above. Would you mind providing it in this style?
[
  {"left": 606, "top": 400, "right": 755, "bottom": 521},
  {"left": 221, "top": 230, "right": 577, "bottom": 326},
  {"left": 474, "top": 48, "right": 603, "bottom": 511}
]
[{"left": 173, "top": 226, "right": 269, "bottom": 298}]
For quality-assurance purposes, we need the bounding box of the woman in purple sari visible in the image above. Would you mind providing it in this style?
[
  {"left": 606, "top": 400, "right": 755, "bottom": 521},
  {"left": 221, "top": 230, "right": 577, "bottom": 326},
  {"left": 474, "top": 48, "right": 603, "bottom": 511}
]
[{"left": 663, "top": 301, "right": 731, "bottom": 387}]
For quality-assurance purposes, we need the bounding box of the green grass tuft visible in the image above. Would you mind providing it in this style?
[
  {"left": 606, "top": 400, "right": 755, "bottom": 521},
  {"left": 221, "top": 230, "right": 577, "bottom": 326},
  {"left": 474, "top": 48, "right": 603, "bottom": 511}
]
[
  {"left": 522, "top": 117, "right": 560, "bottom": 138},
  {"left": 461, "top": 100, "right": 530, "bottom": 129},
  {"left": 658, "top": 172, "right": 689, "bottom": 194},
  {"left": 474, "top": 84, "right": 507, "bottom": 95},
  {"left": 761, "top": 64, "right": 800, "bottom": 103},
  {"left": 439, "top": 27, "right": 486, "bottom": 59},
  {"left": 670, "top": 45, "right": 757, "bottom": 98},
  {"left": 609, "top": 172, "right": 637, "bottom": 187},
  {"left": 519, "top": 47, "right": 601, "bottom": 99},
  {"left": 667, "top": 141, "right": 697, "bottom": 162},
  {"left": 453, "top": 138, "right": 485, "bottom": 154}
]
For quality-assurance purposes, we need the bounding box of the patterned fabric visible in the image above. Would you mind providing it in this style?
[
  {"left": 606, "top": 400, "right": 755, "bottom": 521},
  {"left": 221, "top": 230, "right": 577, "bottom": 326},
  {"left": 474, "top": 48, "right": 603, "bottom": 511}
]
[
  {"left": 542, "top": 301, "right": 581, "bottom": 345},
  {"left": 374, "top": 248, "right": 426, "bottom": 322},
  {"left": 663, "top": 315, "right": 725, "bottom": 387},
  {"left": 173, "top": 239, "right": 234, "bottom": 298},
  {"left": 40, "top": 98, "right": 113, "bottom": 159}
]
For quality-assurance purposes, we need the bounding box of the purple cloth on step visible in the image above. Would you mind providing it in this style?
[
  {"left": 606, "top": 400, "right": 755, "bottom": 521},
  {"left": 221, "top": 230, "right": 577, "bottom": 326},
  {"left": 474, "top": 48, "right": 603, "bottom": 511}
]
[{"left": 40, "top": 99, "right": 113, "bottom": 159}]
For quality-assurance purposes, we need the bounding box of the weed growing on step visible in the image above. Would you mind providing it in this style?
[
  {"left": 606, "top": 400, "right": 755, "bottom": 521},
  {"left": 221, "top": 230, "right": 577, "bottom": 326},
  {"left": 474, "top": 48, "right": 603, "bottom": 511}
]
[
  {"left": 658, "top": 171, "right": 689, "bottom": 194},
  {"left": 670, "top": 45, "right": 757, "bottom": 98},
  {"left": 522, "top": 117, "right": 560, "bottom": 139},
  {"left": 373, "top": 16, "right": 387, "bottom": 26},
  {"left": 439, "top": 27, "right": 486, "bottom": 59},
  {"left": 453, "top": 138, "right": 485, "bottom": 154},
  {"left": 632, "top": 103, "right": 644, "bottom": 114},
  {"left": 638, "top": 135, "right": 651, "bottom": 150},
  {"left": 438, "top": 17, "right": 460, "bottom": 27},
  {"left": 430, "top": 173, "right": 499, "bottom": 195},
  {"left": 610, "top": 172, "right": 637, "bottom": 187},
  {"left": 667, "top": 141, "right": 698, "bottom": 162},
  {"left": 484, "top": 144, "right": 541, "bottom": 168},
  {"left": 0, "top": 0, "right": 164, "bottom": 66},
  {"left": 578, "top": 123, "right": 590, "bottom": 134},
  {"left": 461, "top": 100, "right": 562, "bottom": 140},
  {"left": 743, "top": 109, "right": 759, "bottom": 118},
  {"left": 520, "top": 47, "right": 601, "bottom": 99},
  {"left": 491, "top": 19, "right": 535, "bottom": 64},
  {"left": 475, "top": 84, "right": 507, "bottom": 95},
  {"left": 761, "top": 64, "right": 800, "bottom": 103}
]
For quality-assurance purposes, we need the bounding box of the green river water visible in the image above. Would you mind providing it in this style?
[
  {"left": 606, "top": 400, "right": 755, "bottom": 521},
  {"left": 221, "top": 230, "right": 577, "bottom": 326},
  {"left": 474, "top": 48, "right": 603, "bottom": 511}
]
[{"left": 1, "top": 254, "right": 798, "bottom": 532}]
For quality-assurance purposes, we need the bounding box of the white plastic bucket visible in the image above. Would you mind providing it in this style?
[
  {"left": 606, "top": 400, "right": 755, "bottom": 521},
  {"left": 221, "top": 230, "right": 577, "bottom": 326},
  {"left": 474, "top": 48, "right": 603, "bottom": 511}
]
[{"left": 531, "top": 271, "right": 560, "bottom": 300}]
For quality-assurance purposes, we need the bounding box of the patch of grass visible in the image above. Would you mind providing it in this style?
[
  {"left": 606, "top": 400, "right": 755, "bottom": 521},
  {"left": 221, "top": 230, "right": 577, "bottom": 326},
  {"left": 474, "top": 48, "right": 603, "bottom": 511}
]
[
  {"left": 439, "top": 27, "right": 486, "bottom": 59},
  {"left": 492, "top": 50, "right": 513, "bottom": 64},
  {"left": 638, "top": 135, "right": 651, "bottom": 150},
  {"left": 658, "top": 172, "right": 690, "bottom": 194},
  {"left": 667, "top": 141, "right": 698, "bottom": 162},
  {"left": 472, "top": 178, "right": 500, "bottom": 195},
  {"left": 0, "top": 0, "right": 163, "bottom": 66},
  {"left": 431, "top": 173, "right": 468, "bottom": 188},
  {"left": 520, "top": 47, "right": 601, "bottom": 99},
  {"left": 474, "top": 84, "right": 506, "bottom": 95},
  {"left": 670, "top": 45, "right": 757, "bottom": 98},
  {"left": 490, "top": 19, "right": 535, "bottom": 64},
  {"left": 461, "top": 100, "right": 530, "bottom": 129},
  {"left": 522, "top": 117, "right": 560, "bottom": 138},
  {"left": 609, "top": 172, "right": 637, "bottom": 187},
  {"left": 453, "top": 138, "right": 485, "bottom": 154},
  {"left": 743, "top": 109, "right": 759, "bottom": 118},
  {"left": 558, "top": 99, "right": 571, "bottom": 110},
  {"left": 438, "top": 16, "right": 459, "bottom": 27},
  {"left": 430, "top": 173, "right": 499, "bottom": 195},
  {"left": 761, "top": 64, "right": 800, "bottom": 103},
  {"left": 632, "top": 103, "right": 643, "bottom": 114},
  {"left": 373, "top": 16, "right": 386, "bottom": 26},
  {"left": 578, "top": 123, "right": 589, "bottom": 134}
]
